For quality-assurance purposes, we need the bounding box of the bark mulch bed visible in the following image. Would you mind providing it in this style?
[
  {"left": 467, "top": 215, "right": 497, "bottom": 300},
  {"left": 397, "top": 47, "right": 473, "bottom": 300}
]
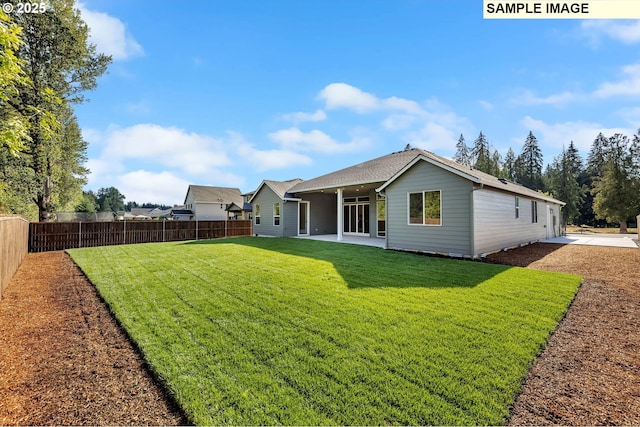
[
  {"left": 486, "top": 243, "right": 640, "bottom": 426},
  {"left": 1, "top": 245, "right": 638, "bottom": 425},
  {"left": 0, "top": 251, "right": 188, "bottom": 426}
]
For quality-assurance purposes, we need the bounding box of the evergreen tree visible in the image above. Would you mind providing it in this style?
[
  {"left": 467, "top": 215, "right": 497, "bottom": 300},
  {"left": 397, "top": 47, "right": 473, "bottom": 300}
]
[
  {"left": 592, "top": 133, "right": 640, "bottom": 233},
  {"left": 490, "top": 149, "right": 502, "bottom": 177},
  {"left": 471, "top": 131, "right": 491, "bottom": 174},
  {"left": 516, "top": 131, "right": 544, "bottom": 191},
  {"left": 546, "top": 146, "right": 582, "bottom": 225},
  {"left": 454, "top": 134, "right": 471, "bottom": 167},
  {"left": 96, "top": 187, "right": 126, "bottom": 212},
  {"left": 502, "top": 147, "right": 516, "bottom": 181},
  {"left": 75, "top": 190, "right": 97, "bottom": 212},
  {"left": 587, "top": 132, "right": 609, "bottom": 177}
]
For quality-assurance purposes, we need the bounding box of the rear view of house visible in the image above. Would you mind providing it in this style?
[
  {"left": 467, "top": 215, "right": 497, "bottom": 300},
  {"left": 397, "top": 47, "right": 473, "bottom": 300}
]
[{"left": 250, "top": 147, "right": 564, "bottom": 258}]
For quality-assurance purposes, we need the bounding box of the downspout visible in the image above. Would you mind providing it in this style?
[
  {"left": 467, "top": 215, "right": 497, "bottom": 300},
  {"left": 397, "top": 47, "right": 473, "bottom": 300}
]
[{"left": 470, "top": 183, "right": 484, "bottom": 259}]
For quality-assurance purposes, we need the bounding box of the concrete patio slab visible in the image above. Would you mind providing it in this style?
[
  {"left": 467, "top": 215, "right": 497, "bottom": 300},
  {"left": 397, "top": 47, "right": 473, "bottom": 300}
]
[{"left": 541, "top": 233, "right": 638, "bottom": 248}]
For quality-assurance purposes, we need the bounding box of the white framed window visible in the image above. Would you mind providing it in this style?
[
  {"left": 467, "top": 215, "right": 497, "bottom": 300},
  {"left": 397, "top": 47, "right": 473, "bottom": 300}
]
[
  {"left": 531, "top": 200, "right": 538, "bottom": 223},
  {"left": 408, "top": 190, "right": 441, "bottom": 226},
  {"left": 255, "top": 204, "right": 261, "bottom": 225},
  {"left": 273, "top": 202, "right": 281, "bottom": 226},
  {"left": 515, "top": 196, "right": 520, "bottom": 219}
]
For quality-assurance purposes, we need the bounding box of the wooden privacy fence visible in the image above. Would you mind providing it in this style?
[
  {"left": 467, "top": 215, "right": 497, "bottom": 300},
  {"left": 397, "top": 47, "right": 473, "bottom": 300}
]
[
  {"left": 29, "top": 220, "right": 252, "bottom": 253},
  {"left": 1, "top": 215, "right": 29, "bottom": 300}
]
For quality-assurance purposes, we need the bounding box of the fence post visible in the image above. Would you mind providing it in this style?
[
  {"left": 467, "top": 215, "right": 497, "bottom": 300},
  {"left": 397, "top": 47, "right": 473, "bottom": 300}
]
[
  {"left": 163, "top": 219, "right": 165, "bottom": 242},
  {"left": 225, "top": 220, "right": 228, "bottom": 238},
  {"left": 123, "top": 219, "right": 126, "bottom": 245},
  {"left": 196, "top": 219, "right": 198, "bottom": 241},
  {"left": 79, "top": 221, "right": 82, "bottom": 248}
]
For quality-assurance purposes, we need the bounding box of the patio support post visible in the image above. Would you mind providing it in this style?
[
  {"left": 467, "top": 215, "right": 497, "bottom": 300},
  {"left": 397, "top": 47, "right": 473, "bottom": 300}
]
[{"left": 337, "top": 188, "right": 343, "bottom": 241}]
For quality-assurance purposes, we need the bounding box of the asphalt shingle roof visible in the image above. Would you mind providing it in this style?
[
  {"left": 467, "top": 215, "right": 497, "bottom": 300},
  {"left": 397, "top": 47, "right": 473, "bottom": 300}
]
[
  {"left": 185, "top": 185, "right": 244, "bottom": 206},
  {"left": 262, "top": 178, "right": 304, "bottom": 199},
  {"left": 289, "top": 148, "right": 564, "bottom": 205}
]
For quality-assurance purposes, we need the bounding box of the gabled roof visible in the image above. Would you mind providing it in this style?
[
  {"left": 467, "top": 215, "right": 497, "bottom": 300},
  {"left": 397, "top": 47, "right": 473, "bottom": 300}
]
[
  {"left": 377, "top": 150, "right": 564, "bottom": 205},
  {"left": 249, "top": 179, "right": 304, "bottom": 203},
  {"left": 288, "top": 147, "right": 564, "bottom": 205},
  {"left": 289, "top": 150, "right": 419, "bottom": 193},
  {"left": 185, "top": 185, "right": 243, "bottom": 206}
]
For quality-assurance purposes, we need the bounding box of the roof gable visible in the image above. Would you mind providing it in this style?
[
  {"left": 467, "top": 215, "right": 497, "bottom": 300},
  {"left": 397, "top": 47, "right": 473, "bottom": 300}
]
[
  {"left": 378, "top": 152, "right": 564, "bottom": 205},
  {"left": 289, "top": 149, "right": 421, "bottom": 193},
  {"left": 250, "top": 179, "right": 303, "bottom": 203}
]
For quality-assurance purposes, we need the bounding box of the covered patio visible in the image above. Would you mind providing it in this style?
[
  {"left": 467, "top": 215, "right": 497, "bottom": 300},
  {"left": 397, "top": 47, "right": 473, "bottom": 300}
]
[{"left": 295, "top": 234, "right": 386, "bottom": 248}]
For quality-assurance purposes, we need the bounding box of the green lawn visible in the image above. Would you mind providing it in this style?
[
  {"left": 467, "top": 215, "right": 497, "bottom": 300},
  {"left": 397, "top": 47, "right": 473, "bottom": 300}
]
[{"left": 68, "top": 237, "right": 581, "bottom": 426}]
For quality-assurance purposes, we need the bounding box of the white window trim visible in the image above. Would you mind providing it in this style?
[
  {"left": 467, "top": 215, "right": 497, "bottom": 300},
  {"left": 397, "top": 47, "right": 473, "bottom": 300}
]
[
  {"left": 255, "top": 204, "right": 261, "bottom": 225},
  {"left": 273, "top": 202, "right": 281, "bottom": 226},
  {"left": 407, "top": 190, "right": 442, "bottom": 226}
]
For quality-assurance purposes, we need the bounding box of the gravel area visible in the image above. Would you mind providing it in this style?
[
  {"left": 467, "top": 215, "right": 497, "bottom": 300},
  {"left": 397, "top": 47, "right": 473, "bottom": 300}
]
[
  {"left": 0, "top": 244, "right": 638, "bottom": 425},
  {"left": 486, "top": 243, "right": 640, "bottom": 426},
  {"left": 0, "top": 251, "right": 188, "bottom": 426}
]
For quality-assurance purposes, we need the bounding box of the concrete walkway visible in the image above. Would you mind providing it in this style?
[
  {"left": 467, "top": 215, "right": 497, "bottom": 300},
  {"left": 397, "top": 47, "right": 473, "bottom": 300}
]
[{"left": 541, "top": 233, "right": 638, "bottom": 248}]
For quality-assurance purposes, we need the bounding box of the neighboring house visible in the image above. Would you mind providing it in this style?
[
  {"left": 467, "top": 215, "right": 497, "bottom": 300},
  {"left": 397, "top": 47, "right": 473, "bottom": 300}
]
[
  {"left": 183, "top": 185, "right": 250, "bottom": 220},
  {"left": 250, "top": 147, "right": 565, "bottom": 258},
  {"left": 169, "top": 206, "right": 194, "bottom": 220}
]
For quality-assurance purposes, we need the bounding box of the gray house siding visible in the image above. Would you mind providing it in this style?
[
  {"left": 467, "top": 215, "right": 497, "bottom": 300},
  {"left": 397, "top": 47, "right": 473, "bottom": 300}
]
[
  {"left": 252, "top": 185, "right": 287, "bottom": 237},
  {"left": 300, "top": 192, "right": 337, "bottom": 235},
  {"left": 472, "top": 188, "right": 557, "bottom": 255},
  {"left": 384, "top": 161, "right": 473, "bottom": 256},
  {"left": 282, "top": 201, "right": 298, "bottom": 237}
]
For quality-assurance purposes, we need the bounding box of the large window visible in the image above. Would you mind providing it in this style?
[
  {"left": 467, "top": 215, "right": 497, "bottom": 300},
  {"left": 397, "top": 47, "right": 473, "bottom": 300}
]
[
  {"left": 408, "top": 190, "right": 441, "bottom": 226},
  {"left": 255, "top": 204, "right": 260, "bottom": 225},
  {"left": 273, "top": 202, "right": 281, "bottom": 226}
]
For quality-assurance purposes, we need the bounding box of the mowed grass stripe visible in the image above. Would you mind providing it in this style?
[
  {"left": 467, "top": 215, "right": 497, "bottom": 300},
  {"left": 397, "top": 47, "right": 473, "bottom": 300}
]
[{"left": 69, "top": 237, "right": 581, "bottom": 425}]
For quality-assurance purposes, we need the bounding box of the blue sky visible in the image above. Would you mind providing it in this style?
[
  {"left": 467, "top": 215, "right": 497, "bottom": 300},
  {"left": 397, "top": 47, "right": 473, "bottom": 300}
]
[{"left": 75, "top": 0, "right": 640, "bottom": 206}]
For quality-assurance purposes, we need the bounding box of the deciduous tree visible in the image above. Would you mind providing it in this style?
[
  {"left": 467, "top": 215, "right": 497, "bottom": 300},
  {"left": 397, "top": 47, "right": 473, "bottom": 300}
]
[{"left": 4, "top": 0, "right": 110, "bottom": 221}]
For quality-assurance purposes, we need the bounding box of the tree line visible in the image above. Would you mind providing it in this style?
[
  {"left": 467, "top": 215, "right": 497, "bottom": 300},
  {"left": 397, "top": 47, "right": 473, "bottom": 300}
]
[
  {"left": 0, "top": 0, "right": 110, "bottom": 221},
  {"left": 76, "top": 186, "right": 173, "bottom": 213},
  {"left": 454, "top": 130, "right": 640, "bottom": 232}
]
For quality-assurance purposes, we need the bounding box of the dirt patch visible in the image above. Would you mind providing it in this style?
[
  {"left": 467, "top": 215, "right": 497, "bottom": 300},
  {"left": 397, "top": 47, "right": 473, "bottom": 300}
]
[
  {"left": 486, "top": 244, "right": 640, "bottom": 426},
  {"left": 0, "top": 251, "right": 188, "bottom": 426}
]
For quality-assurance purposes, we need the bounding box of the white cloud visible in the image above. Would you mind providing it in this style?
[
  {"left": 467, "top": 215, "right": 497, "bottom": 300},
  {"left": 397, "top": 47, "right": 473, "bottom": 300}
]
[
  {"left": 509, "top": 89, "right": 576, "bottom": 106},
  {"left": 593, "top": 63, "right": 640, "bottom": 98},
  {"left": 405, "top": 122, "right": 459, "bottom": 153},
  {"left": 269, "top": 127, "right": 370, "bottom": 154},
  {"left": 581, "top": 20, "right": 640, "bottom": 45},
  {"left": 381, "top": 114, "right": 417, "bottom": 131},
  {"left": 520, "top": 115, "right": 633, "bottom": 154},
  {"left": 318, "top": 83, "right": 424, "bottom": 115},
  {"left": 116, "top": 170, "right": 190, "bottom": 205},
  {"left": 83, "top": 124, "right": 244, "bottom": 205},
  {"left": 78, "top": 3, "right": 143, "bottom": 60},
  {"left": 227, "top": 131, "right": 312, "bottom": 172},
  {"left": 318, "top": 83, "right": 380, "bottom": 113},
  {"left": 101, "top": 124, "right": 230, "bottom": 176},
  {"left": 281, "top": 109, "right": 327, "bottom": 124}
]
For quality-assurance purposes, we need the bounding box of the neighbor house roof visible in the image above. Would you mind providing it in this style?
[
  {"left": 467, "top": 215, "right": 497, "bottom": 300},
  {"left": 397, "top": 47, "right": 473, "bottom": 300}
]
[
  {"left": 289, "top": 147, "right": 564, "bottom": 205},
  {"left": 249, "top": 179, "right": 304, "bottom": 203},
  {"left": 185, "top": 185, "right": 244, "bottom": 206}
]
